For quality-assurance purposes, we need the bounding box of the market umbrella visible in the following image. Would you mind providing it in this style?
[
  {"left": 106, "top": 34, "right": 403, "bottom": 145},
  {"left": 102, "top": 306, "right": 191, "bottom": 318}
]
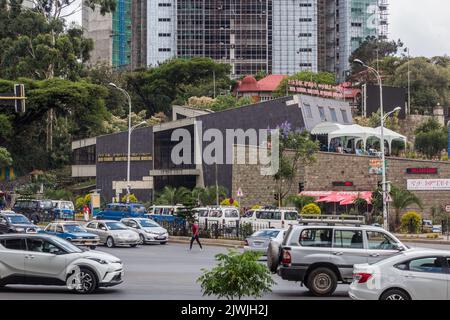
[{"left": 316, "top": 193, "right": 347, "bottom": 214}]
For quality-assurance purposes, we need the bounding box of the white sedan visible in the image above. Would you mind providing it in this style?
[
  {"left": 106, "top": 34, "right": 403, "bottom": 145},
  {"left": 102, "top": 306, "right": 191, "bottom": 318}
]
[{"left": 349, "top": 249, "right": 450, "bottom": 300}]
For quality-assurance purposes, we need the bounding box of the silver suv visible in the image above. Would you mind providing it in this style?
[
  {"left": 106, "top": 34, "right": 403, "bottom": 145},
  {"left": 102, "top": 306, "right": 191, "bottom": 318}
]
[{"left": 267, "top": 222, "right": 407, "bottom": 297}]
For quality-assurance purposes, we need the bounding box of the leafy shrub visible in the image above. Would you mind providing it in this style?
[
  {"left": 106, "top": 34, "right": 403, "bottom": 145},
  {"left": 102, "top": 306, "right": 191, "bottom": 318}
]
[
  {"left": 220, "top": 198, "right": 239, "bottom": 207},
  {"left": 301, "top": 203, "right": 321, "bottom": 215},
  {"left": 400, "top": 211, "right": 422, "bottom": 234},
  {"left": 198, "top": 249, "right": 275, "bottom": 300},
  {"left": 121, "top": 194, "right": 138, "bottom": 203}
]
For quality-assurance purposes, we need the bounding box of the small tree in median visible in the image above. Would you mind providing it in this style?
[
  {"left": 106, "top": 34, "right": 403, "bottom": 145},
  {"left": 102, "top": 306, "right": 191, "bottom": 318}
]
[{"left": 198, "top": 250, "right": 275, "bottom": 300}]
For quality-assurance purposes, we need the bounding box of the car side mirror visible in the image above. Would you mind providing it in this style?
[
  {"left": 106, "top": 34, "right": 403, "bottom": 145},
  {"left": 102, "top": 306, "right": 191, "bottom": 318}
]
[{"left": 394, "top": 243, "right": 405, "bottom": 252}]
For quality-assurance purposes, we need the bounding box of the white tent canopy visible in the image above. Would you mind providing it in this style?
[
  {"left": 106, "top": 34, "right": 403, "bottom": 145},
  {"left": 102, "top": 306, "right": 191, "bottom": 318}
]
[
  {"left": 313, "top": 123, "right": 407, "bottom": 154},
  {"left": 311, "top": 122, "right": 347, "bottom": 135}
]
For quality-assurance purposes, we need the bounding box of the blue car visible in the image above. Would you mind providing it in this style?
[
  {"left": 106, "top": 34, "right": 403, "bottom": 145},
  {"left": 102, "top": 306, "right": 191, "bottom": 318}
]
[
  {"left": 94, "top": 203, "right": 147, "bottom": 221},
  {"left": 41, "top": 221, "right": 100, "bottom": 249}
]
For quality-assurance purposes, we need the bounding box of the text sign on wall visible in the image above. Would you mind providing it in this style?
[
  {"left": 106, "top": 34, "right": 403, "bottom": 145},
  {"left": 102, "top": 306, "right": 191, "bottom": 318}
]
[
  {"left": 406, "top": 168, "right": 438, "bottom": 175},
  {"left": 97, "top": 153, "right": 153, "bottom": 163},
  {"left": 407, "top": 179, "right": 450, "bottom": 191}
]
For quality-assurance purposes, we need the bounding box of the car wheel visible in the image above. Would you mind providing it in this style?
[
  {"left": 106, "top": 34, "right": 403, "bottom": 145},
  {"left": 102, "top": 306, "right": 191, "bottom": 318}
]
[
  {"left": 160, "top": 241, "right": 167, "bottom": 245},
  {"left": 72, "top": 268, "right": 98, "bottom": 294},
  {"left": 130, "top": 244, "right": 138, "bottom": 248},
  {"left": 89, "top": 246, "right": 96, "bottom": 250},
  {"left": 380, "top": 289, "right": 410, "bottom": 301},
  {"left": 139, "top": 234, "right": 145, "bottom": 245},
  {"left": 267, "top": 240, "right": 281, "bottom": 273},
  {"left": 106, "top": 237, "right": 115, "bottom": 248},
  {"left": 307, "top": 267, "right": 338, "bottom": 297}
]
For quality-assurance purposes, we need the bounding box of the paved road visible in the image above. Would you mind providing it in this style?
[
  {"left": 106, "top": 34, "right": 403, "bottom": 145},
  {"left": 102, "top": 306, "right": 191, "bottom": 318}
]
[{"left": 0, "top": 241, "right": 448, "bottom": 300}]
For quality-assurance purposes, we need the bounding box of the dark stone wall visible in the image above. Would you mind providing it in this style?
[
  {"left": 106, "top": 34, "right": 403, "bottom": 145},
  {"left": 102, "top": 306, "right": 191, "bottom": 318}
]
[
  {"left": 198, "top": 97, "right": 305, "bottom": 194},
  {"left": 96, "top": 127, "right": 153, "bottom": 203}
]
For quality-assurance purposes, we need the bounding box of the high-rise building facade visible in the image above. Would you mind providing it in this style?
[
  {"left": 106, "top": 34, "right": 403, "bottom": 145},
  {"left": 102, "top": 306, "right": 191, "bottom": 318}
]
[
  {"left": 83, "top": 0, "right": 388, "bottom": 79},
  {"left": 147, "top": 0, "right": 177, "bottom": 66},
  {"left": 324, "top": 0, "right": 389, "bottom": 81},
  {"left": 176, "top": 0, "right": 272, "bottom": 76},
  {"left": 272, "top": 0, "right": 319, "bottom": 74}
]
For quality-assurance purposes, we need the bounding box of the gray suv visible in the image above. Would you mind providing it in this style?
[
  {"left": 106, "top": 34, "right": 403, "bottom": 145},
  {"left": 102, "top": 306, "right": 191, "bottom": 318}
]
[{"left": 267, "top": 224, "right": 407, "bottom": 297}]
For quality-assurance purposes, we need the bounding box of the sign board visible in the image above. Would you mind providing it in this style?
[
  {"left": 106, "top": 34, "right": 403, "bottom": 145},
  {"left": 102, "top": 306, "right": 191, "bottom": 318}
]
[
  {"left": 406, "top": 168, "right": 438, "bottom": 175},
  {"left": 369, "top": 159, "right": 383, "bottom": 175},
  {"left": 332, "top": 181, "right": 354, "bottom": 187},
  {"left": 98, "top": 153, "right": 153, "bottom": 162},
  {"left": 90, "top": 193, "right": 101, "bottom": 209},
  {"left": 384, "top": 193, "right": 393, "bottom": 203},
  {"left": 407, "top": 179, "right": 450, "bottom": 191},
  {"left": 445, "top": 205, "right": 450, "bottom": 213}
]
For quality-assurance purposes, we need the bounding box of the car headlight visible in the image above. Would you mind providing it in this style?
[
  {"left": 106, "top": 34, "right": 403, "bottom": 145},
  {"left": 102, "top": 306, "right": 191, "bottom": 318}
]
[{"left": 87, "top": 257, "right": 109, "bottom": 265}]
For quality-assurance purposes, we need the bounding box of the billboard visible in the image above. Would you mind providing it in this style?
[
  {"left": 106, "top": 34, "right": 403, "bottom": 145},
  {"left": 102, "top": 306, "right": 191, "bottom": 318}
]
[
  {"left": 407, "top": 179, "right": 450, "bottom": 191},
  {"left": 366, "top": 85, "right": 406, "bottom": 119}
]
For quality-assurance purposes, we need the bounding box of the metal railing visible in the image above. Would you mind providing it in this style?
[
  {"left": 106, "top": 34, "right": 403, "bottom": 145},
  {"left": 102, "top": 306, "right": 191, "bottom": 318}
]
[{"left": 158, "top": 220, "right": 273, "bottom": 241}]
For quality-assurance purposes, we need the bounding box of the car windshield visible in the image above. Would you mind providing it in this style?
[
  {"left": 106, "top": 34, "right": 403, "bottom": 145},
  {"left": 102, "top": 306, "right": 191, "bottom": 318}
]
[
  {"left": 39, "top": 201, "right": 53, "bottom": 209},
  {"left": 105, "top": 222, "right": 128, "bottom": 230},
  {"left": 64, "top": 224, "right": 87, "bottom": 233},
  {"left": 7, "top": 215, "right": 31, "bottom": 224},
  {"left": 61, "top": 202, "right": 74, "bottom": 210},
  {"left": 243, "top": 211, "right": 254, "bottom": 218},
  {"left": 198, "top": 210, "right": 209, "bottom": 217},
  {"left": 132, "top": 205, "right": 146, "bottom": 213},
  {"left": 137, "top": 219, "right": 160, "bottom": 228},
  {"left": 284, "top": 211, "right": 298, "bottom": 220},
  {"left": 252, "top": 230, "right": 280, "bottom": 238},
  {"left": 51, "top": 237, "right": 83, "bottom": 253}
]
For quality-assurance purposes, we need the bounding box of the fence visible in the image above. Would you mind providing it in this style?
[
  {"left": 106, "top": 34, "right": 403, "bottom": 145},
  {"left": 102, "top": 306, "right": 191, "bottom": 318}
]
[{"left": 158, "top": 220, "right": 272, "bottom": 241}]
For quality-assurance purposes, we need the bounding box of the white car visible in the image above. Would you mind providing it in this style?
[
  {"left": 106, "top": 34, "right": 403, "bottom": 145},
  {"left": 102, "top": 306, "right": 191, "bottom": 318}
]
[
  {"left": 244, "top": 229, "right": 285, "bottom": 256},
  {"left": 241, "top": 208, "right": 298, "bottom": 229},
  {"left": 120, "top": 218, "right": 169, "bottom": 244},
  {"left": 0, "top": 234, "right": 123, "bottom": 294},
  {"left": 349, "top": 249, "right": 450, "bottom": 300}
]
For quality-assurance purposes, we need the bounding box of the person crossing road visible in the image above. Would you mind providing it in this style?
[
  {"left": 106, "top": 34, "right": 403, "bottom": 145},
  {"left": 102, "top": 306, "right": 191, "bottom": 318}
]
[{"left": 189, "top": 220, "right": 203, "bottom": 251}]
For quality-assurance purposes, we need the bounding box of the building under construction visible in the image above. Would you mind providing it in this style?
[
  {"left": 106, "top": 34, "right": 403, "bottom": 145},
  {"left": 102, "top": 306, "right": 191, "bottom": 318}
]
[{"left": 83, "top": 0, "right": 388, "bottom": 78}]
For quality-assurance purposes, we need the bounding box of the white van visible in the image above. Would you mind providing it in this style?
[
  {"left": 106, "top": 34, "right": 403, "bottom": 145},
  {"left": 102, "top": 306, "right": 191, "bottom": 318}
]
[
  {"left": 241, "top": 208, "right": 298, "bottom": 229},
  {"left": 195, "top": 206, "right": 240, "bottom": 227}
]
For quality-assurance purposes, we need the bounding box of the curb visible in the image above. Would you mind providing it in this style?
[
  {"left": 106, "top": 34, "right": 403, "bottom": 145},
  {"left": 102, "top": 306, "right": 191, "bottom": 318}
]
[
  {"left": 169, "top": 236, "right": 244, "bottom": 248},
  {"left": 398, "top": 238, "right": 450, "bottom": 246}
]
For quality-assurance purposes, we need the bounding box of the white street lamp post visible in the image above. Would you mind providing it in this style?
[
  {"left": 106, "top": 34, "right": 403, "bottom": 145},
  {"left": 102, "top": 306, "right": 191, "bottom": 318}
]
[
  {"left": 109, "top": 83, "right": 146, "bottom": 204},
  {"left": 354, "top": 60, "right": 401, "bottom": 231}
]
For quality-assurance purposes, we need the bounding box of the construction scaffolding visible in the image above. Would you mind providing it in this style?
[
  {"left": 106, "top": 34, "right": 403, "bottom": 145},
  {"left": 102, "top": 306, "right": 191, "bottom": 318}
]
[{"left": 112, "top": 0, "right": 132, "bottom": 68}]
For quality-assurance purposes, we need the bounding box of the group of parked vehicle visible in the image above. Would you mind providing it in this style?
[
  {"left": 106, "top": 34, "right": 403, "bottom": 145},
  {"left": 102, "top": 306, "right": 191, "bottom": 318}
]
[
  {"left": 12, "top": 199, "right": 75, "bottom": 224},
  {"left": 243, "top": 215, "right": 450, "bottom": 300}
]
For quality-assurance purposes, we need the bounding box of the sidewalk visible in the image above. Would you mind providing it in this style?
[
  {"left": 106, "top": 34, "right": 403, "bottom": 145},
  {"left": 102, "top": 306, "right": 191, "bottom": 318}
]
[{"left": 396, "top": 233, "right": 450, "bottom": 246}]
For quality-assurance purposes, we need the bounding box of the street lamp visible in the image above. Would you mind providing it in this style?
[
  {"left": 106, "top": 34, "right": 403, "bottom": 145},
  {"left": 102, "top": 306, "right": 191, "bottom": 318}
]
[
  {"left": 354, "top": 59, "right": 393, "bottom": 231},
  {"left": 109, "top": 82, "right": 135, "bottom": 204}
]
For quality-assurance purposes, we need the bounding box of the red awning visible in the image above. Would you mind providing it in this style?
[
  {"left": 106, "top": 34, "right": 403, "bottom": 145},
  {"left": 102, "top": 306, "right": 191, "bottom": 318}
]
[{"left": 300, "top": 191, "right": 372, "bottom": 205}]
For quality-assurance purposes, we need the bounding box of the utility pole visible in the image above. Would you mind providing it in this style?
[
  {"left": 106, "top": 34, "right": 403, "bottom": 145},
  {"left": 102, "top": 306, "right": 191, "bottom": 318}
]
[{"left": 407, "top": 48, "right": 411, "bottom": 115}]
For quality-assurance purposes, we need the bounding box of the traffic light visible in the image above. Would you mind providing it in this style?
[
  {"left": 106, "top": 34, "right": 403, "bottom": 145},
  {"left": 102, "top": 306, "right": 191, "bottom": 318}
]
[
  {"left": 298, "top": 182, "right": 305, "bottom": 193},
  {"left": 14, "top": 84, "right": 25, "bottom": 113},
  {"left": 274, "top": 193, "right": 279, "bottom": 201}
]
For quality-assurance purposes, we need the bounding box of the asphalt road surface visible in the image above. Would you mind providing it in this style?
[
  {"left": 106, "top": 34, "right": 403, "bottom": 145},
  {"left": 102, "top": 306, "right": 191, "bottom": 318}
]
[{"left": 0, "top": 241, "right": 448, "bottom": 300}]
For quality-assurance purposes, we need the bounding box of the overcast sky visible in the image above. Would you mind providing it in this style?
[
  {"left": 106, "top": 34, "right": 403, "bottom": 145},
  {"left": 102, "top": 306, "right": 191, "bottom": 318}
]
[{"left": 68, "top": 0, "right": 450, "bottom": 57}]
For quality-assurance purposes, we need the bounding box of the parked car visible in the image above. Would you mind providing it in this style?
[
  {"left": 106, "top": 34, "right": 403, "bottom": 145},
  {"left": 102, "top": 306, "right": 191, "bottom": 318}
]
[
  {"left": 0, "top": 234, "right": 123, "bottom": 294},
  {"left": 0, "top": 211, "right": 41, "bottom": 234},
  {"left": 120, "top": 218, "right": 169, "bottom": 245},
  {"left": 241, "top": 208, "right": 298, "bottom": 229},
  {"left": 349, "top": 249, "right": 450, "bottom": 300},
  {"left": 51, "top": 200, "right": 75, "bottom": 220},
  {"left": 147, "top": 205, "right": 185, "bottom": 223},
  {"left": 84, "top": 220, "right": 140, "bottom": 248},
  {"left": 244, "top": 229, "right": 286, "bottom": 256},
  {"left": 41, "top": 222, "right": 100, "bottom": 249},
  {"left": 196, "top": 206, "right": 240, "bottom": 226},
  {"left": 267, "top": 220, "right": 407, "bottom": 297},
  {"left": 94, "top": 203, "right": 147, "bottom": 221},
  {"left": 12, "top": 199, "right": 53, "bottom": 224}
]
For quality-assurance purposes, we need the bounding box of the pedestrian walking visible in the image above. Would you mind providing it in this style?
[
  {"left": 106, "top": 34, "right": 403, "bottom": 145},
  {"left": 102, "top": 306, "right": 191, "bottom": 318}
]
[
  {"left": 189, "top": 220, "right": 203, "bottom": 250},
  {"left": 83, "top": 204, "right": 91, "bottom": 222}
]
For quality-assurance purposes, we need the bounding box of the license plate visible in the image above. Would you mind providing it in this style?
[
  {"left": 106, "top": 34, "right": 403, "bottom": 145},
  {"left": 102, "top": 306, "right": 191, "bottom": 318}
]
[{"left": 156, "top": 236, "right": 166, "bottom": 240}]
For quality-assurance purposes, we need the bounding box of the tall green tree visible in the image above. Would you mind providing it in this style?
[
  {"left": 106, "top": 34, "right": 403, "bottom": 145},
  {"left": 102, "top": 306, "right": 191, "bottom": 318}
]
[
  {"left": 155, "top": 186, "right": 193, "bottom": 206},
  {"left": 192, "top": 186, "right": 228, "bottom": 206},
  {"left": 273, "top": 122, "right": 319, "bottom": 205},
  {"left": 390, "top": 185, "right": 422, "bottom": 230},
  {"left": 414, "top": 118, "right": 448, "bottom": 160},
  {"left": 126, "top": 58, "right": 232, "bottom": 116}
]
